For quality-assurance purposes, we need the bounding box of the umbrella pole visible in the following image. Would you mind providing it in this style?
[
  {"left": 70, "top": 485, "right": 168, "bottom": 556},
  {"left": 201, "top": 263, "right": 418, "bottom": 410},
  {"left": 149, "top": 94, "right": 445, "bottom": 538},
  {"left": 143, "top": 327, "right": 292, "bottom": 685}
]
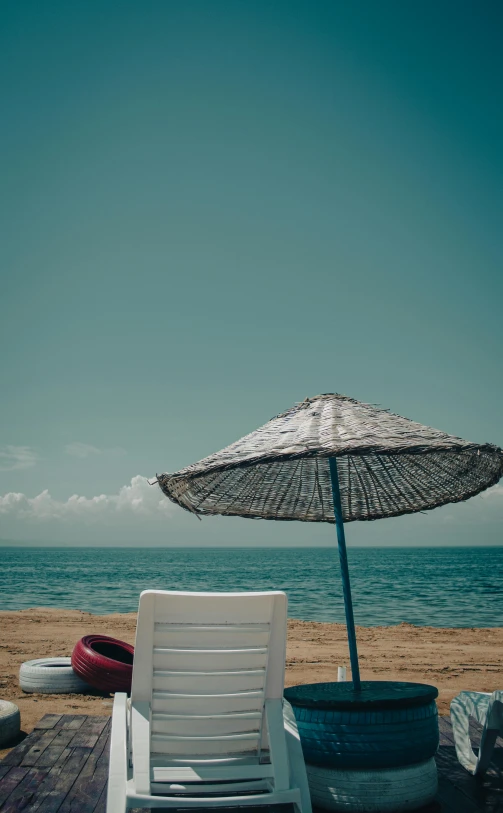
[{"left": 329, "top": 457, "right": 362, "bottom": 691}]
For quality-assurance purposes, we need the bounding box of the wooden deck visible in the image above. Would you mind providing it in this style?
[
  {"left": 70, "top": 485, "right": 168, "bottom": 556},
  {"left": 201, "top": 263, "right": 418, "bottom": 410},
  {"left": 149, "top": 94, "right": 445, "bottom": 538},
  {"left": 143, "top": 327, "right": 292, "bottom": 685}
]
[{"left": 0, "top": 714, "right": 501, "bottom": 812}]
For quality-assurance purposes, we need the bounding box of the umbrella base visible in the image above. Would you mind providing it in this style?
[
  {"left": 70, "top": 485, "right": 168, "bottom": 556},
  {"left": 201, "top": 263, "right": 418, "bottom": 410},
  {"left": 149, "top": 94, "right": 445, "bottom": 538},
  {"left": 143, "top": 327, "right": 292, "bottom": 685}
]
[
  {"left": 284, "top": 680, "right": 439, "bottom": 770},
  {"left": 285, "top": 681, "right": 439, "bottom": 810}
]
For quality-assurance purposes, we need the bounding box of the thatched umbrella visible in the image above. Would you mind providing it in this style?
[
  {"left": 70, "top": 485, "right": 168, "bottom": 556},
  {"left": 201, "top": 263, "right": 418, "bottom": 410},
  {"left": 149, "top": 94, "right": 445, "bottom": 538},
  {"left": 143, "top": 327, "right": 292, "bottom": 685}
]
[{"left": 156, "top": 393, "right": 503, "bottom": 691}]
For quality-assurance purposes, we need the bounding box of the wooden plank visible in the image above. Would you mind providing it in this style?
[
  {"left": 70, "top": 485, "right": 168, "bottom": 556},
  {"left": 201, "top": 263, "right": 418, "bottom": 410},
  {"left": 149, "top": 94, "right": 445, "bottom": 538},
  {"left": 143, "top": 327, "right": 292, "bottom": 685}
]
[
  {"left": 89, "top": 720, "right": 111, "bottom": 761},
  {"left": 435, "top": 744, "right": 503, "bottom": 813},
  {"left": 50, "top": 728, "right": 84, "bottom": 749},
  {"left": 17, "top": 748, "right": 90, "bottom": 813},
  {"left": 435, "top": 772, "right": 479, "bottom": 813},
  {"left": 21, "top": 730, "right": 66, "bottom": 768},
  {"left": 18, "top": 727, "right": 81, "bottom": 773},
  {"left": 93, "top": 784, "right": 107, "bottom": 813},
  {"left": 56, "top": 716, "right": 86, "bottom": 731},
  {"left": 0, "top": 768, "right": 48, "bottom": 812},
  {"left": 0, "top": 768, "right": 30, "bottom": 807},
  {"left": 57, "top": 748, "right": 110, "bottom": 813},
  {"left": 14, "top": 722, "right": 112, "bottom": 813},
  {"left": 1, "top": 732, "right": 43, "bottom": 767},
  {"left": 34, "top": 746, "right": 73, "bottom": 770},
  {"left": 56, "top": 723, "right": 111, "bottom": 813},
  {"left": 34, "top": 716, "right": 63, "bottom": 731},
  {"left": 21, "top": 728, "right": 81, "bottom": 769},
  {"left": 438, "top": 716, "right": 455, "bottom": 746},
  {"left": 415, "top": 801, "right": 445, "bottom": 813},
  {"left": 68, "top": 718, "right": 108, "bottom": 749}
]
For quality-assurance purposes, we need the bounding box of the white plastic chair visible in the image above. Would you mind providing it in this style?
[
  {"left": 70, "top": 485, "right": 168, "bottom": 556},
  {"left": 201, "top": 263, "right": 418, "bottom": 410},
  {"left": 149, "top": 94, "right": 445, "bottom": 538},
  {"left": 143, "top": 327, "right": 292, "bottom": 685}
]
[
  {"left": 450, "top": 690, "right": 503, "bottom": 775},
  {"left": 107, "top": 589, "right": 312, "bottom": 813}
]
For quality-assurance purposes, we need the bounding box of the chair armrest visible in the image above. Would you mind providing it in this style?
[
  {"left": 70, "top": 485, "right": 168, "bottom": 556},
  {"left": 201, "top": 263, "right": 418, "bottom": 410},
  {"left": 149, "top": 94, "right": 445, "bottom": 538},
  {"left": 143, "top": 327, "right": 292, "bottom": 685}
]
[
  {"left": 283, "top": 699, "right": 312, "bottom": 813},
  {"left": 265, "top": 698, "right": 289, "bottom": 791},
  {"left": 131, "top": 700, "right": 151, "bottom": 795},
  {"left": 107, "top": 692, "right": 128, "bottom": 813}
]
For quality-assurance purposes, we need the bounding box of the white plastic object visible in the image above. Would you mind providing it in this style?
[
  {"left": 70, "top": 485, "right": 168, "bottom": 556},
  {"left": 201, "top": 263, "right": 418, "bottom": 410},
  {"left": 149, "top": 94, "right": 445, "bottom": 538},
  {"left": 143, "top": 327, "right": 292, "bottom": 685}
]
[
  {"left": 450, "top": 690, "right": 503, "bottom": 775},
  {"left": 107, "top": 590, "right": 311, "bottom": 813},
  {"left": 0, "top": 699, "right": 21, "bottom": 747},
  {"left": 19, "top": 657, "right": 91, "bottom": 694},
  {"left": 337, "top": 666, "right": 347, "bottom": 682},
  {"left": 306, "top": 758, "right": 437, "bottom": 812}
]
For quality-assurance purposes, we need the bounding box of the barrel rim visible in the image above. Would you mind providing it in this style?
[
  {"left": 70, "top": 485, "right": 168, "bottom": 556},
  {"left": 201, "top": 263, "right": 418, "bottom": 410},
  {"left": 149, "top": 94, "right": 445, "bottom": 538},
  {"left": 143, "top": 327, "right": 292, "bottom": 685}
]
[{"left": 284, "top": 680, "right": 438, "bottom": 710}]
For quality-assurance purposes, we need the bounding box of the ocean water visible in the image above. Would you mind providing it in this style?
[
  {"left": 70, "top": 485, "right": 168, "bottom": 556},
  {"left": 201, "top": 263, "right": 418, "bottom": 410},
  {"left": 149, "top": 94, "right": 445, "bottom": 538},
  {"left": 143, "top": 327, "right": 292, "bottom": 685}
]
[{"left": 1, "top": 546, "right": 502, "bottom": 627}]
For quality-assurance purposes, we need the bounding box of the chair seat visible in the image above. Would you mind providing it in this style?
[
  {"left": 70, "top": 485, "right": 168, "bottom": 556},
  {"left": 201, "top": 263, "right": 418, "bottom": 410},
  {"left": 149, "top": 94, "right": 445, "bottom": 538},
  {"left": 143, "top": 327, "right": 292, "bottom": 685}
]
[{"left": 151, "top": 761, "right": 274, "bottom": 783}]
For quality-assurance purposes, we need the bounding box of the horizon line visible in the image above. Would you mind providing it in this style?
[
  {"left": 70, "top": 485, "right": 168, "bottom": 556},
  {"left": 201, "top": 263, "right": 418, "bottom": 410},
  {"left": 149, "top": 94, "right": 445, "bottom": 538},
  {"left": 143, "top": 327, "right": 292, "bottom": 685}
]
[{"left": 1, "top": 543, "right": 502, "bottom": 549}]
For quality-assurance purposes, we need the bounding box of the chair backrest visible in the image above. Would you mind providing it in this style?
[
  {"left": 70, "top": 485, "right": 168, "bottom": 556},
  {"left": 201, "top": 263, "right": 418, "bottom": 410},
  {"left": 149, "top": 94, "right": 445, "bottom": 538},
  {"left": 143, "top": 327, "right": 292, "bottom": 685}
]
[{"left": 132, "top": 590, "right": 287, "bottom": 760}]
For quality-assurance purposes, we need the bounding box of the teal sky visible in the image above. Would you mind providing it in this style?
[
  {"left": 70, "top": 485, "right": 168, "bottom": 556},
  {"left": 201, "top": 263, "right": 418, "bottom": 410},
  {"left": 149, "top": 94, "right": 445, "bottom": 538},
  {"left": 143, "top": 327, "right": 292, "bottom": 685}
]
[{"left": 1, "top": 1, "right": 502, "bottom": 546}]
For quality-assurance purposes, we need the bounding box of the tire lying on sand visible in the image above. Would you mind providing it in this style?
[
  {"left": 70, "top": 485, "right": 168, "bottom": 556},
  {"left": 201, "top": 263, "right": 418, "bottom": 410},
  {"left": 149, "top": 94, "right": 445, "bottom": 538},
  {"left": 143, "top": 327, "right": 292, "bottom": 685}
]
[
  {"left": 72, "top": 635, "right": 134, "bottom": 693},
  {"left": 0, "top": 700, "right": 21, "bottom": 747},
  {"left": 306, "top": 758, "right": 438, "bottom": 812},
  {"left": 19, "top": 658, "right": 92, "bottom": 694}
]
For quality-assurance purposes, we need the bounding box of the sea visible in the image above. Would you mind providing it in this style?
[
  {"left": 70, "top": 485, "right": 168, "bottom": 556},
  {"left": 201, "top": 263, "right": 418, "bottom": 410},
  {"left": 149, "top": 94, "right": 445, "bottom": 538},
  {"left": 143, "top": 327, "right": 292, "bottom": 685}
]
[{"left": 1, "top": 546, "right": 502, "bottom": 628}]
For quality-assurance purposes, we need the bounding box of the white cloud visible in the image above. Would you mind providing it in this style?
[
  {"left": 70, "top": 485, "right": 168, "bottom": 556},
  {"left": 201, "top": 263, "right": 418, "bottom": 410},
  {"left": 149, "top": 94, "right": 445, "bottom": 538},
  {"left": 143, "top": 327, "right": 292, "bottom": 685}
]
[
  {"left": 0, "top": 446, "right": 38, "bottom": 471},
  {"left": 65, "top": 442, "right": 126, "bottom": 459},
  {"left": 0, "top": 476, "right": 173, "bottom": 523},
  {"left": 65, "top": 442, "right": 102, "bottom": 458}
]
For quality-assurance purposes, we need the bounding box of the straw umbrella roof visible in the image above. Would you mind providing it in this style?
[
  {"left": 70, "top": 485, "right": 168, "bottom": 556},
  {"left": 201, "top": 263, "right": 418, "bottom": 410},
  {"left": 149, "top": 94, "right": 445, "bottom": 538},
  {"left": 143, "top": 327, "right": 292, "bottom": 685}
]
[{"left": 157, "top": 393, "right": 503, "bottom": 523}]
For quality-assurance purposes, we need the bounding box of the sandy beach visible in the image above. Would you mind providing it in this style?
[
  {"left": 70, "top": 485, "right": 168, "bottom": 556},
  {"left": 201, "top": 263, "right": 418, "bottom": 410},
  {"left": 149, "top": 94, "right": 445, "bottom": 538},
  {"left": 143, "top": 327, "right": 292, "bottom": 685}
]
[{"left": 1, "top": 608, "right": 502, "bottom": 757}]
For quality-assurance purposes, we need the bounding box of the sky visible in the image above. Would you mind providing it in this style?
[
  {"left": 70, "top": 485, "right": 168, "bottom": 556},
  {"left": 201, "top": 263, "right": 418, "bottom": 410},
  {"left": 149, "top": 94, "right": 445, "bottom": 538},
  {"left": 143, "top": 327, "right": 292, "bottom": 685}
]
[{"left": 1, "top": 0, "right": 502, "bottom": 546}]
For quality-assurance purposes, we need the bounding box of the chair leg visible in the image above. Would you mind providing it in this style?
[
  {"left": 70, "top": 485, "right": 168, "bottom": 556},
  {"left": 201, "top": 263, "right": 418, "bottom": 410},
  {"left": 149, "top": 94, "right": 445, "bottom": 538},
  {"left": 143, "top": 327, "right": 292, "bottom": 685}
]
[{"left": 476, "top": 728, "right": 500, "bottom": 775}]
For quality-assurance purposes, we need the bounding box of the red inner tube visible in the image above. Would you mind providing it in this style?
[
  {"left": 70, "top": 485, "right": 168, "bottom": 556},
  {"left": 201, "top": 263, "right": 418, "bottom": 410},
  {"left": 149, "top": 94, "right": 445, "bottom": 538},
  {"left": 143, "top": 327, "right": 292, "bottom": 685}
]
[{"left": 72, "top": 634, "right": 134, "bottom": 693}]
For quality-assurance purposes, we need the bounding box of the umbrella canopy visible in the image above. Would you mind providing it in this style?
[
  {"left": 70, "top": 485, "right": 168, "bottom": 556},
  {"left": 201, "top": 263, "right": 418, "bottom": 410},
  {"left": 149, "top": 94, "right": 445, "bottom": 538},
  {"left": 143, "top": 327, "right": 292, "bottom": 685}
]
[
  {"left": 156, "top": 393, "right": 503, "bottom": 691},
  {"left": 157, "top": 393, "right": 503, "bottom": 522}
]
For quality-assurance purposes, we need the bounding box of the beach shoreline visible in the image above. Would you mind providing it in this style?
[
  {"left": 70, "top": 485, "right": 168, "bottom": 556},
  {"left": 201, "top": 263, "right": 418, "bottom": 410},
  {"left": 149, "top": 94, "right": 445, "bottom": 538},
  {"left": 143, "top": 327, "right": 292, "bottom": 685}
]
[{"left": 1, "top": 608, "right": 502, "bottom": 757}]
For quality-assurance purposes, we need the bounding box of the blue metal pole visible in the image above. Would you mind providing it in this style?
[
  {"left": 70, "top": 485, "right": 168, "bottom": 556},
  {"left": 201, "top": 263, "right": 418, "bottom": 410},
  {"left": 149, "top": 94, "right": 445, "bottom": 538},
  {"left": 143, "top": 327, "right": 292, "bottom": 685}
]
[{"left": 329, "top": 457, "right": 361, "bottom": 691}]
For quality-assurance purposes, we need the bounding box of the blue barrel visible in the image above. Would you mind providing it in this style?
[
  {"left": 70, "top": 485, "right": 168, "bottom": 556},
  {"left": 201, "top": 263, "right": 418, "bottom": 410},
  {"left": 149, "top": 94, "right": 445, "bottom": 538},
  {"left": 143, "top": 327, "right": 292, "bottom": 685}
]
[{"left": 284, "top": 681, "right": 439, "bottom": 770}]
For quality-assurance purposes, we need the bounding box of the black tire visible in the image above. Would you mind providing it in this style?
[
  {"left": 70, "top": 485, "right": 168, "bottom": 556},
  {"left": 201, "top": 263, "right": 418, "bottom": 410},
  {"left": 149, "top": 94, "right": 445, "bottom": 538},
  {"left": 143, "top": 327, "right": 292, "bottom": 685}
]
[{"left": 293, "top": 701, "right": 439, "bottom": 769}]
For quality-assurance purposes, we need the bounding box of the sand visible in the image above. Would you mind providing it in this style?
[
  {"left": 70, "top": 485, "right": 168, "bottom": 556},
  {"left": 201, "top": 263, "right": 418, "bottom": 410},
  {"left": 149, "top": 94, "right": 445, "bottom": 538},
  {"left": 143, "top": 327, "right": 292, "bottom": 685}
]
[{"left": 1, "top": 608, "right": 502, "bottom": 757}]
